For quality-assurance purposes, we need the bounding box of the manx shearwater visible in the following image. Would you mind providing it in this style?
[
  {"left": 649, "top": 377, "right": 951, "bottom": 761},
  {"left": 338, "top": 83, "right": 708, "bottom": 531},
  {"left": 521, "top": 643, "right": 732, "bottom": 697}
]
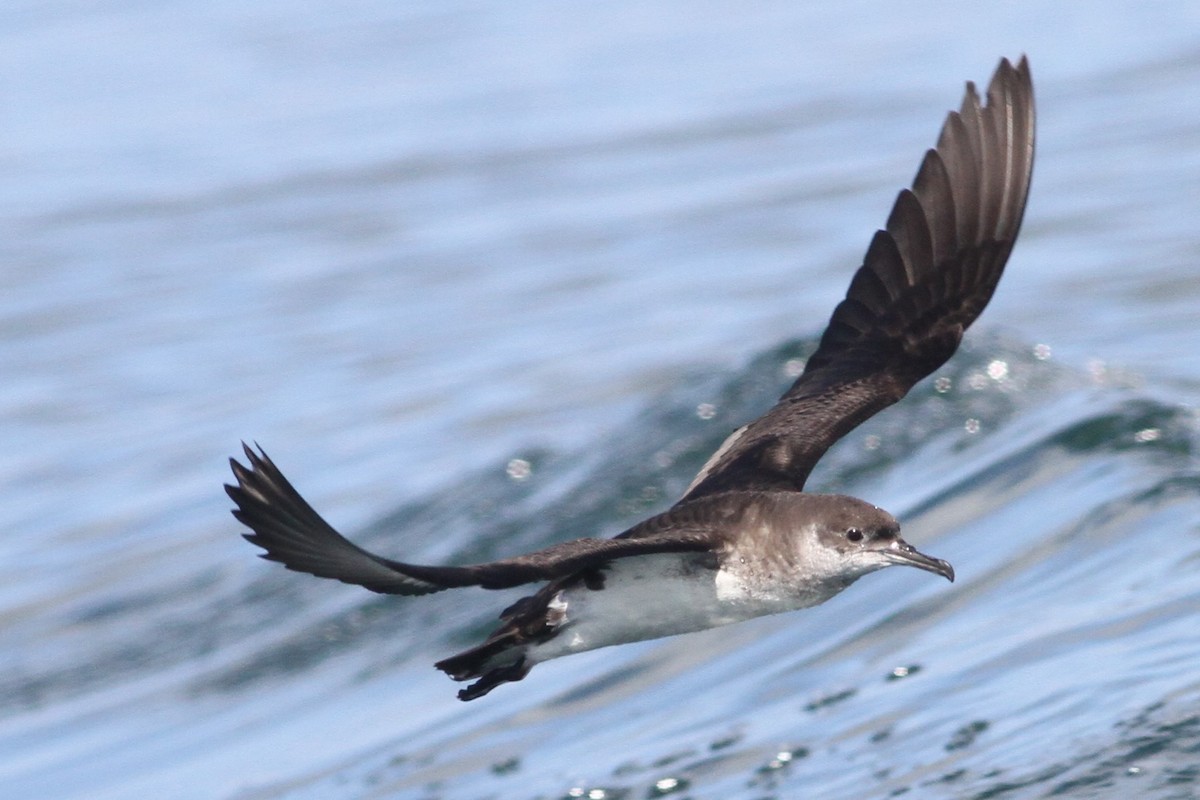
[{"left": 227, "top": 57, "right": 1035, "bottom": 701}]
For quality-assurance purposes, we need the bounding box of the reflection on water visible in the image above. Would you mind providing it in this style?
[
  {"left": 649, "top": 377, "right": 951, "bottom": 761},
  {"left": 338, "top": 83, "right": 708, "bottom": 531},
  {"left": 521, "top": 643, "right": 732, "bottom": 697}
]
[{"left": 3, "top": 1, "right": 1200, "bottom": 798}]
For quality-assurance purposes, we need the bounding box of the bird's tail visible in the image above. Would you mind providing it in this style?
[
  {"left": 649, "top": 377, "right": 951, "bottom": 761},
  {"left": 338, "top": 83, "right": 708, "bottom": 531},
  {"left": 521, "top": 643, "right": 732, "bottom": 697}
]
[
  {"left": 434, "top": 591, "right": 563, "bottom": 700},
  {"left": 435, "top": 630, "right": 533, "bottom": 701}
]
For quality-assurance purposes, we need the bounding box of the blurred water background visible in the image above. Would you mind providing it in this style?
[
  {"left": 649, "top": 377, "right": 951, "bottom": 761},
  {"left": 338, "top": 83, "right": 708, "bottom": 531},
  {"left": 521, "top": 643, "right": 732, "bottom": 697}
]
[{"left": 3, "top": 1, "right": 1200, "bottom": 798}]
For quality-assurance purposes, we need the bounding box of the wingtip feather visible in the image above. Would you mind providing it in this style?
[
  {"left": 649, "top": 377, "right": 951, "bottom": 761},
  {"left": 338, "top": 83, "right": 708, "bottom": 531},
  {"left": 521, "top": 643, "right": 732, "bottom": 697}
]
[{"left": 226, "top": 442, "right": 454, "bottom": 596}]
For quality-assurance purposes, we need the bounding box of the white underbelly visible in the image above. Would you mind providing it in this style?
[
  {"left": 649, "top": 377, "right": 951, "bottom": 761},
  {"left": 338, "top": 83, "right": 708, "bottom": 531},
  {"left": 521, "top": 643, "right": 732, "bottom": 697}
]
[{"left": 526, "top": 552, "right": 820, "bottom": 664}]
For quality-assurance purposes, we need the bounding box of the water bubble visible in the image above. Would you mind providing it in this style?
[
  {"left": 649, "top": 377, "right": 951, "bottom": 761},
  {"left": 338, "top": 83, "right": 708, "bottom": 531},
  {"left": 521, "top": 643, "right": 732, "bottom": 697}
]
[
  {"left": 696, "top": 403, "right": 716, "bottom": 420},
  {"left": 1133, "top": 428, "right": 1161, "bottom": 443},
  {"left": 964, "top": 418, "right": 981, "bottom": 434},
  {"left": 1033, "top": 343, "right": 1052, "bottom": 360},
  {"left": 934, "top": 376, "right": 953, "bottom": 393},
  {"left": 760, "top": 747, "right": 808, "bottom": 771},
  {"left": 649, "top": 777, "right": 688, "bottom": 796},
  {"left": 763, "top": 754, "right": 789, "bottom": 771},
  {"left": 986, "top": 360, "right": 1008, "bottom": 380},
  {"left": 565, "top": 789, "right": 610, "bottom": 800},
  {"left": 783, "top": 358, "right": 806, "bottom": 377},
  {"left": 886, "top": 665, "right": 921, "bottom": 681},
  {"left": 506, "top": 458, "right": 532, "bottom": 481}
]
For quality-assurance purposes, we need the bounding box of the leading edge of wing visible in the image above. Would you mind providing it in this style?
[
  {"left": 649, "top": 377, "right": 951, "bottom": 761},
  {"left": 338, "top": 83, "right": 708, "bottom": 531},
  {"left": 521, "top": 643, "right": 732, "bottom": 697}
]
[{"left": 681, "top": 57, "right": 1035, "bottom": 501}]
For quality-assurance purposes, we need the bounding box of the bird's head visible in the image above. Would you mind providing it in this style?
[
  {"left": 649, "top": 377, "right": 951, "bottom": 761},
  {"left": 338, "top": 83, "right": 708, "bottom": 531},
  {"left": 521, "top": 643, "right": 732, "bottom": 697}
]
[{"left": 798, "top": 494, "right": 954, "bottom": 585}]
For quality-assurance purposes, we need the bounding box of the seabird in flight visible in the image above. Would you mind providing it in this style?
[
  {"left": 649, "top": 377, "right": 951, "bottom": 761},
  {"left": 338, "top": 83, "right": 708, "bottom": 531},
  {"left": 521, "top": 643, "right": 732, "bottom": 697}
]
[{"left": 227, "top": 57, "right": 1034, "bottom": 701}]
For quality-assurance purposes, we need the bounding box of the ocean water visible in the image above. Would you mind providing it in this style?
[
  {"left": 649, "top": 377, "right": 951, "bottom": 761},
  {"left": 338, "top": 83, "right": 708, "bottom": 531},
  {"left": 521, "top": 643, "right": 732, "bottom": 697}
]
[{"left": 3, "top": 2, "right": 1200, "bottom": 798}]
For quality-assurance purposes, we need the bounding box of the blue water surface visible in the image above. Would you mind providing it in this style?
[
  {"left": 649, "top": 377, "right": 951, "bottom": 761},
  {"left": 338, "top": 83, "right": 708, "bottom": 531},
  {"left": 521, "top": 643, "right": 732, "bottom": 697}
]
[{"left": 2, "top": 2, "right": 1200, "bottom": 798}]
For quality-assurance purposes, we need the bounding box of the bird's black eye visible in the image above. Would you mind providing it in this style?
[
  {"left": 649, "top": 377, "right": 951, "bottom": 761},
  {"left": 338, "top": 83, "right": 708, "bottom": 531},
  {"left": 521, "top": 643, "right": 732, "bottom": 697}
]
[{"left": 846, "top": 528, "right": 863, "bottom": 542}]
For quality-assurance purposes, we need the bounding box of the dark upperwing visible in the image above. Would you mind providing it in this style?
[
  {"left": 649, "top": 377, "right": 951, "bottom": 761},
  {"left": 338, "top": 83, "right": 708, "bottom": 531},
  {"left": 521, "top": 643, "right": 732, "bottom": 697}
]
[
  {"left": 227, "top": 444, "right": 719, "bottom": 595},
  {"left": 681, "top": 56, "right": 1034, "bottom": 502}
]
